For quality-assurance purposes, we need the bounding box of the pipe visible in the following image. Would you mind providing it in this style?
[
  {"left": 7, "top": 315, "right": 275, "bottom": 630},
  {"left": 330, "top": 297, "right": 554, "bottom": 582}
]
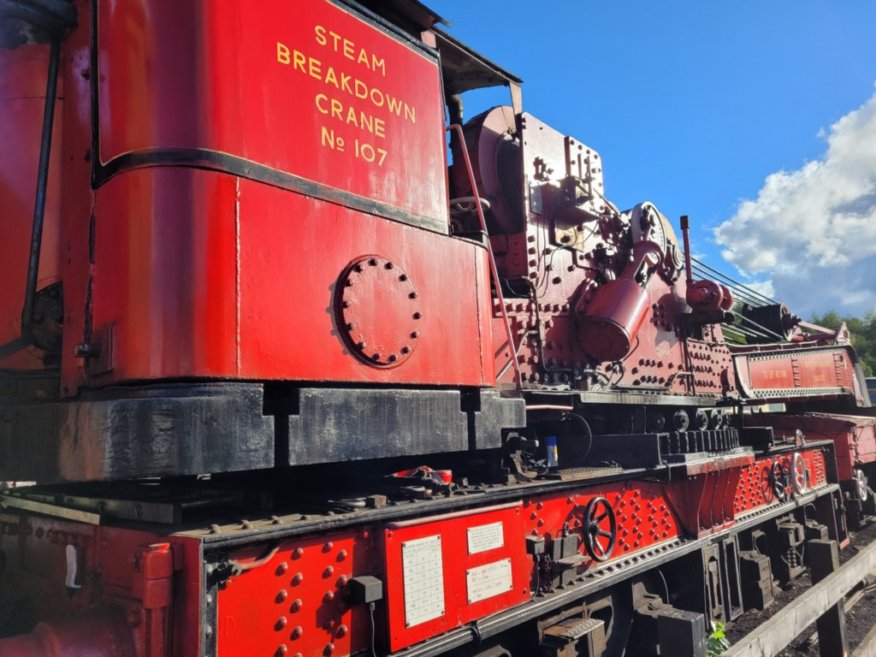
[
  {"left": 20, "top": 38, "right": 62, "bottom": 343},
  {"left": 525, "top": 404, "right": 575, "bottom": 412},
  {"left": 447, "top": 124, "right": 522, "bottom": 389},
  {"left": 680, "top": 214, "right": 692, "bottom": 288}
]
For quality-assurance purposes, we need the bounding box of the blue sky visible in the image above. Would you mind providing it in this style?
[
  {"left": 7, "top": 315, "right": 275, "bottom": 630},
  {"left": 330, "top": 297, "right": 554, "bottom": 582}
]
[{"left": 429, "top": 1, "right": 876, "bottom": 317}]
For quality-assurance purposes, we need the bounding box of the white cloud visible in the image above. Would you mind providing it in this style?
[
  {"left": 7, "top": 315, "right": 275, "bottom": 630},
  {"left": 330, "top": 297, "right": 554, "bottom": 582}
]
[
  {"left": 715, "top": 90, "right": 876, "bottom": 317},
  {"left": 742, "top": 279, "right": 776, "bottom": 301}
]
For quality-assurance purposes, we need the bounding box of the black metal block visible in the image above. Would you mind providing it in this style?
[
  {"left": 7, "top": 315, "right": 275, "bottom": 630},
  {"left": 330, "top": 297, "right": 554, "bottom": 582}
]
[
  {"left": 0, "top": 383, "right": 275, "bottom": 483},
  {"left": 633, "top": 602, "right": 706, "bottom": 657},
  {"left": 286, "top": 388, "right": 468, "bottom": 465},
  {"left": 720, "top": 536, "right": 744, "bottom": 621},
  {"left": 805, "top": 521, "right": 829, "bottom": 543},
  {"left": 526, "top": 536, "right": 545, "bottom": 555},
  {"left": 656, "top": 607, "right": 706, "bottom": 657},
  {"left": 347, "top": 575, "right": 384, "bottom": 604},
  {"left": 469, "top": 390, "right": 526, "bottom": 450},
  {"left": 587, "top": 433, "right": 662, "bottom": 468},
  {"left": 739, "top": 551, "right": 774, "bottom": 610},
  {"left": 702, "top": 544, "right": 725, "bottom": 622},
  {"left": 740, "top": 426, "right": 774, "bottom": 450}
]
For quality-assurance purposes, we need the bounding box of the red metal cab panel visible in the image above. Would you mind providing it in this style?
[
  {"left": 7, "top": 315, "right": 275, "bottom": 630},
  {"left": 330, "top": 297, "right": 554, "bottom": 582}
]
[
  {"left": 236, "top": 179, "right": 493, "bottom": 385},
  {"left": 84, "top": 0, "right": 496, "bottom": 387},
  {"left": 91, "top": 169, "right": 240, "bottom": 379},
  {"left": 0, "top": 46, "right": 63, "bottom": 370},
  {"left": 96, "top": 0, "right": 448, "bottom": 231},
  {"left": 90, "top": 169, "right": 495, "bottom": 386}
]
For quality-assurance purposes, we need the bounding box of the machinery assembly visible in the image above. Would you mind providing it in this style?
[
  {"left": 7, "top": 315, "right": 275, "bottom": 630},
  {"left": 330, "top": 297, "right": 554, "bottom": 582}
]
[{"left": 1, "top": 1, "right": 875, "bottom": 656}]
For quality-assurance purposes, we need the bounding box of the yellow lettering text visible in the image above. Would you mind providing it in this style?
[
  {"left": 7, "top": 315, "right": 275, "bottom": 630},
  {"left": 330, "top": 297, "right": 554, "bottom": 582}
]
[
  {"left": 308, "top": 56, "right": 322, "bottom": 80},
  {"left": 312, "top": 27, "right": 387, "bottom": 76},
  {"left": 314, "top": 24, "right": 327, "bottom": 46},
  {"left": 387, "top": 95, "right": 402, "bottom": 116},
  {"left": 315, "top": 93, "right": 329, "bottom": 114},
  {"left": 292, "top": 49, "right": 306, "bottom": 73},
  {"left": 330, "top": 98, "right": 343, "bottom": 120}
]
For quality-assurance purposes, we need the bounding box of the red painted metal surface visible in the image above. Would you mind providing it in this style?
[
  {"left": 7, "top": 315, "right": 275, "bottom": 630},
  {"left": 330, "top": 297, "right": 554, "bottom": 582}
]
[
  {"left": 745, "top": 414, "right": 876, "bottom": 482},
  {"left": 523, "top": 482, "right": 681, "bottom": 558},
  {"left": 87, "top": 169, "right": 493, "bottom": 385},
  {"left": 478, "top": 113, "right": 734, "bottom": 394},
  {"left": 41, "top": 0, "right": 498, "bottom": 391},
  {"left": 665, "top": 452, "right": 754, "bottom": 537},
  {"left": 733, "top": 346, "right": 861, "bottom": 404},
  {"left": 213, "top": 484, "right": 684, "bottom": 657},
  {"left": 0, "top": 2, "right": 869, "bottom": 656},
  {"left": 0, "top": 512, "right": 202, "bottom": 657},
  {"left": 96, "top": 0, "right": 447, "bottom": 228},
  {"left": 217, "top": 529, "right": 380, "bottom": 657},
  {"left": 733, "top": 448, "right": 828, "bottom": 516},
  {"left": 56, "top": 0, "right": 96, "bottom": 397},
  {"left": 0, "top": 444, "right": 836, "bottom": 657},
  {"left": 0, "top": 45, "right": 63, "bottom": 370},
  {"left": 576, "top": 278, "right": 650, "bottom": 363},
  {"left": 383, "top": 504, "right": 531, "bottom": 651}
]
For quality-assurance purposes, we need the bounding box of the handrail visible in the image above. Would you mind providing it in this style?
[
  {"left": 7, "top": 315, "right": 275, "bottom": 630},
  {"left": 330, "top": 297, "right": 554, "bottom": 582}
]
[{"left": 447, "top": 124, "right": 522, "bottom": 389}]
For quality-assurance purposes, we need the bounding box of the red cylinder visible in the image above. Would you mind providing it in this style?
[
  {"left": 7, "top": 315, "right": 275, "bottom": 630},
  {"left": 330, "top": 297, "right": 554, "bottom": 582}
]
[{"left": 576, "top": 278, "right": 650, "bottom": 362}]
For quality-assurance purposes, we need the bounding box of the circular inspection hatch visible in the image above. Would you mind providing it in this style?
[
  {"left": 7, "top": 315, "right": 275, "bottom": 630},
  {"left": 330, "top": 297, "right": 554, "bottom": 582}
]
[{"left": 336, "top": 256, "right": 421, "bottom": 368}]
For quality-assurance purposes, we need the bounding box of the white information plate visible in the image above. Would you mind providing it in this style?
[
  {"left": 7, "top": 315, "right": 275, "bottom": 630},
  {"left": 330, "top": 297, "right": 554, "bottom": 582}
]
[
  {"left": 466, "top": 558, "right": 513, "bottom": 604},
  {"left": 466, "top": 521, "right": 504, "bottom": 554},
  {"left": 402, "top": 535, "right": 445, "bottom": 627}
]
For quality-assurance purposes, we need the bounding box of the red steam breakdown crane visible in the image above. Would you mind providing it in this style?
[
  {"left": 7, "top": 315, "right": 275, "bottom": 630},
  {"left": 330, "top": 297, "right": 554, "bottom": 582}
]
[{"left": 0, "top": 2, "right": 874, "bottom": 657}]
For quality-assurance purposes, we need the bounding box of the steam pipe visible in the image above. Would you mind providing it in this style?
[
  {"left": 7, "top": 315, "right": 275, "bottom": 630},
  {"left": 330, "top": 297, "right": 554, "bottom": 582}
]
[{"left": 680, "top": 214, "right": 693, "bottom": 288}]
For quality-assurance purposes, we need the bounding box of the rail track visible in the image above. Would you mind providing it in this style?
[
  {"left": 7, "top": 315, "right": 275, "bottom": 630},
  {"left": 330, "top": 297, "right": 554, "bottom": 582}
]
[{"left": 725, "top": 518, "right": 876, "bottom": 657}]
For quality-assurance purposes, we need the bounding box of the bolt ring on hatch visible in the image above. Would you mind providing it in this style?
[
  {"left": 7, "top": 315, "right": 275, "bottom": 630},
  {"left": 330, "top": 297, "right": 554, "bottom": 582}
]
[{"left": 583, "top": 496, "right": 617, "bottom": 562}]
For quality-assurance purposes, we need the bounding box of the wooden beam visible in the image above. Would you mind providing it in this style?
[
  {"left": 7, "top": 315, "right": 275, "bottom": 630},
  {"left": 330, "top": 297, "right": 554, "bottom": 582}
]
[{"left": 808, "top": 540, "right": 847, "bottom": 657}]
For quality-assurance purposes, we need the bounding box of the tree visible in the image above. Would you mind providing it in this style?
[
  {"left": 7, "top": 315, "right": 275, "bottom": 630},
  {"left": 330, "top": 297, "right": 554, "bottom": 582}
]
[{"left": 811, "top": 311, "right": 876, "bottom": 376}]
